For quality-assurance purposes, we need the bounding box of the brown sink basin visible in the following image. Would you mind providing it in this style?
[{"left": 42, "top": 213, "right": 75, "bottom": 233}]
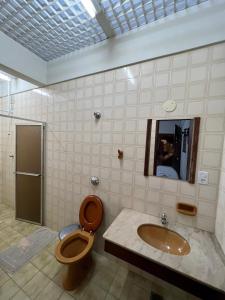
[{"left": 137, "top": 224, "right": 190, "bottom": 256}]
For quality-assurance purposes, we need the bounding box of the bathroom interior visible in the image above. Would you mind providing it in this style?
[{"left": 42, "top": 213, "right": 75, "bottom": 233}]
[{"left": 0, "top": 0, "right": 225, "bottom": 299}]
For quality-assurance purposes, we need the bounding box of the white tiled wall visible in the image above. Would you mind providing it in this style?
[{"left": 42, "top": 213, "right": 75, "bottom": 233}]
[
  {"left": 215, "top": 134, "right": 225, "bottom": 254},
  {"left": 0, "top": 43, "right": 225, "bottom": 249},
  {"left": 0, "top": 117, "right": 14, "bottom": 207}
]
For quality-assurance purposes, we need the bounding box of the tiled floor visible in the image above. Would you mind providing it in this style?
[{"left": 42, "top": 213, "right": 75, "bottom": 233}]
[{"left": 0, "top": 203, "right": 199, "bottom": 300}]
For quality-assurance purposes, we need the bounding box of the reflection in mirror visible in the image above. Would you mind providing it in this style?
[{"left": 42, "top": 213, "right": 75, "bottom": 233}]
[
  {"left": 154, "top": 120, "right": 192, "bottom": 181},
  {"left": 144, "top": 118, "right": 200, "bottom": 183}
]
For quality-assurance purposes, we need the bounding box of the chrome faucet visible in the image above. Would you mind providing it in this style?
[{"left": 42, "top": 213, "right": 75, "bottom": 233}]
[{"left": 160, "top": 213, "right": 168, "bottom": 225}]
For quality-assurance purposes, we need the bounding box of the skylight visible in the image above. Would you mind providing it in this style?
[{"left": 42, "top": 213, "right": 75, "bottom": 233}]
[{"left": 0, "top": 0, "right": 208, "bottom": 61}]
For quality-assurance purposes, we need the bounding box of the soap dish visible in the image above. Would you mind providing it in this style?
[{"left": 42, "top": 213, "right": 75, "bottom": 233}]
[{"left": 176, "top": 203, "right": 197, "bottom": 216}]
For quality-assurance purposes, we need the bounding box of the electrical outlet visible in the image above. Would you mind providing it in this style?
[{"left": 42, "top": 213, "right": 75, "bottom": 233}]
[{"left": 197, "top": 171, "right": 208, "bottom": 185}]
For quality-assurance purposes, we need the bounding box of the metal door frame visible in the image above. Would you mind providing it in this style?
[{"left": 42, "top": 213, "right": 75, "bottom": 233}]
[{"left": 15, "top": 123, "right": 45, "bottom": 225}]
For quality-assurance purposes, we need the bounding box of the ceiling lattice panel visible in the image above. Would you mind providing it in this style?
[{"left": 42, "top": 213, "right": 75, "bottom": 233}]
[
  {"left": 0, "top": 0, "right": 208, "bottom": 61},
  {"left": 100, "top": 0, "right": 208, "bottom": 34},
  {"left": 0, "top": 0, "right": 106, "bottom": 61}
]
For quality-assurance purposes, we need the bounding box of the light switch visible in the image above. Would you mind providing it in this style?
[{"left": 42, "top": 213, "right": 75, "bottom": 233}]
[{"left": 197, "top": 171, "right": 208, "bottom": 185}]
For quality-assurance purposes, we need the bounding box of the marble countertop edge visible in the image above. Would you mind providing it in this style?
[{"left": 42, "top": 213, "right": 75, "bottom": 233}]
[{"left": 103, "top": 208, "right": 225, "bottom": 293}]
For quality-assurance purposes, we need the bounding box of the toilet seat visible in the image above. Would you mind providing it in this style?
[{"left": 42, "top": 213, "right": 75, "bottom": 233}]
[{"left": 55, "top": 229, "right": 94, "bottom": 264}]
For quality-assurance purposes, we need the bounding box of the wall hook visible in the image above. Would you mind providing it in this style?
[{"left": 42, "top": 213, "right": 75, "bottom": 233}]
[{"left": 118, "top": 149, "right": 123, "bottom": 160}]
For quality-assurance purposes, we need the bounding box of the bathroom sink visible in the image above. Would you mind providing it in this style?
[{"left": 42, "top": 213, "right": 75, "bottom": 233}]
[{"left": 137, "top": 224, "right": 190, "bottom": 256}]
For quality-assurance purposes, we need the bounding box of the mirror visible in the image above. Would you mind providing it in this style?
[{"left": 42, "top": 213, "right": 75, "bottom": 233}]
[{"left": 144, "top": 118, "right": 200, "bottom": 183}]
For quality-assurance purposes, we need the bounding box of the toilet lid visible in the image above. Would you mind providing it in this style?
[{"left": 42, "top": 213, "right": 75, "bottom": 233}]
[{"left": 79, "top": 195, "right": 103, "bottom": 232}]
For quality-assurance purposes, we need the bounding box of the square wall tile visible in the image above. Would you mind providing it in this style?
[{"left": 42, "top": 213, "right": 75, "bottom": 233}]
[{"left": 3, "top": 42, "right": 225, "bottom": 240}]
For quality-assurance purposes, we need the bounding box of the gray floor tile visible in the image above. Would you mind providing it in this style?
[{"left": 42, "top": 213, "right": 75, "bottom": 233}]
[
  {"left": 0, "top": 279, "right": 19, "bottom": 299},
  {"left": 23, "top": 271, "right": 51, "bottom": 299}
]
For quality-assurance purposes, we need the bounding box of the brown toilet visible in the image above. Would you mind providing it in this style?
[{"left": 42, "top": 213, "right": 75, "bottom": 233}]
[{"left": 55, "top": 195, "right": 103, "bottom": 290}]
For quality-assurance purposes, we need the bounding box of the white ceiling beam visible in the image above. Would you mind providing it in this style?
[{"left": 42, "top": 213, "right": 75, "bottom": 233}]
[
  {"left": 93, "top": 0, "right": 115, "bottom": 38},
  {"left": 0, "top": 32, "right": 47, "bottom": 86},
  {"left": 96, "top": 10, "right": 115, "bottom": 38}
]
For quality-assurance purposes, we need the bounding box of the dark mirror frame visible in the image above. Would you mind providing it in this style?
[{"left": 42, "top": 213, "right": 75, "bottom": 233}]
[{"left": 144, "top": 117, "right": 200, "bottom": 184}]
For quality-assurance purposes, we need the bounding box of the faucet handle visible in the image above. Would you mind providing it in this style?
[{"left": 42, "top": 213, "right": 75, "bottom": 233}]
[
  {"left": 161, "top": 212, "right": 167, "bottom": 218},
  {"left": 160, "top": 212, "right": 168, "bottom": 225}
]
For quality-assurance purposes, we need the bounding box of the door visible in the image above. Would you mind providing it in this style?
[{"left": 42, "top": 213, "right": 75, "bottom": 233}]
[
  {"left": 174, "top": 124, "right": 182, "bottom": 178},
  {"left": 15, "top": 125, "right": 44, "bottom": 225}
]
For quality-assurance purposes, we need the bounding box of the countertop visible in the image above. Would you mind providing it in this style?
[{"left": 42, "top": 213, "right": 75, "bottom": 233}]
[{"left": 103, "top": 208, "right": 225, "bottom": 293}]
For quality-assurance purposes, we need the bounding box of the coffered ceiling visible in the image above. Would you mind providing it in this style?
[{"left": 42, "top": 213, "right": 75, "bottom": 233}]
[{"left": 0, "top": 0, "right": 208, "bottom": 61}]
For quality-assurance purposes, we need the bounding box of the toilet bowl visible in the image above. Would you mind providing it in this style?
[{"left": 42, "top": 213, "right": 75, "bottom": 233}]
[{"left": 55, "top": 195, "right": 103, "bottom": 290}]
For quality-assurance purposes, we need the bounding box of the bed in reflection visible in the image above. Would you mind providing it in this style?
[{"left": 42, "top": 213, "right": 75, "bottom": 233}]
[{"left": 156, "top": 165, "right": 179, "bottom": 179}]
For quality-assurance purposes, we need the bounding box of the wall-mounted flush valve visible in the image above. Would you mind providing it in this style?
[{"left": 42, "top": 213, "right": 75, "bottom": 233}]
[
  {"left": 93, "top": 112, "right": 101, "bottom": 120},
  {"left": 90, "top": 176, "right": 100, "bottom": 186}
]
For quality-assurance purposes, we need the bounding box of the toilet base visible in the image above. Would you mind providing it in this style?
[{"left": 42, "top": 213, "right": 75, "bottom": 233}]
[{"left": 63, "top": 253, "right": 92, "bottom": 290}]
